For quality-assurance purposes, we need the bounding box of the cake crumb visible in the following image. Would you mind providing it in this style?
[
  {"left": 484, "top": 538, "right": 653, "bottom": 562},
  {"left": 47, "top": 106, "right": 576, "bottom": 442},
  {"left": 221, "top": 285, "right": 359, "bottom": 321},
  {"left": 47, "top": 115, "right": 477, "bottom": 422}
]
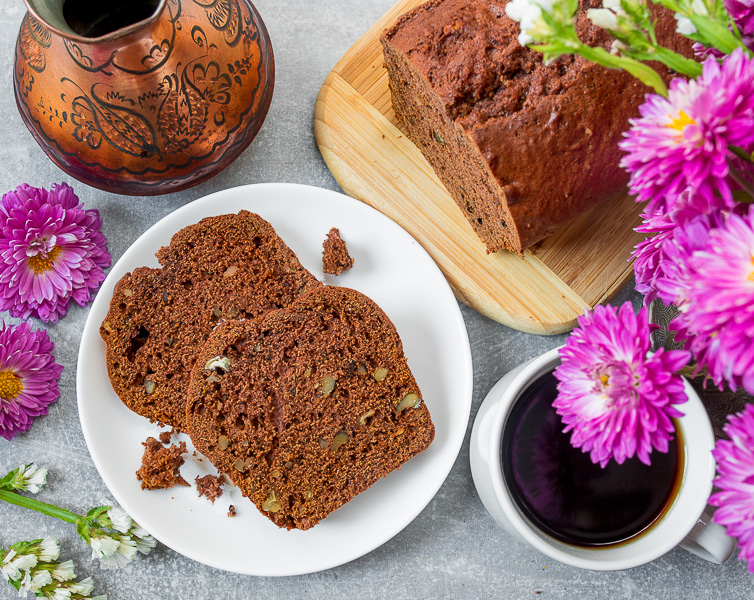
[
  {"left": 227, "top": 505, "right": 237, "bottom": 517},
  {"left": 195, "top": 474, "right": 225, "bottom": 504},
  {"left": 322, "top": 228, "right": 354, "bottom": 275},
  {"left": 136, "top": 437, "right": 189, "bottom": 490},
  {"left": 158, "top": 430, "right": 172, "bottom": 444}
]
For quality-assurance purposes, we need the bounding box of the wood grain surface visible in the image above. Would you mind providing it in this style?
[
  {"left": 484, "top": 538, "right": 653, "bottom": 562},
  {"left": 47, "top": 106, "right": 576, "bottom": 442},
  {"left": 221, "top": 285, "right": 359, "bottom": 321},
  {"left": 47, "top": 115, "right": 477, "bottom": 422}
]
[{"left": 313, "top": 0, "right": 645, "bottom": 335}]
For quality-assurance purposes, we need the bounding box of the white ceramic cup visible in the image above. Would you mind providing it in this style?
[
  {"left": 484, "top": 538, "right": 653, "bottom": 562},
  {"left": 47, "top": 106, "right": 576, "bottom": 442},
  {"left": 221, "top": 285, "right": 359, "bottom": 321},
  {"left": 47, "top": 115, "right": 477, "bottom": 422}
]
[{"left": 470, "top": 347, "right": 737, "bottom": 571}]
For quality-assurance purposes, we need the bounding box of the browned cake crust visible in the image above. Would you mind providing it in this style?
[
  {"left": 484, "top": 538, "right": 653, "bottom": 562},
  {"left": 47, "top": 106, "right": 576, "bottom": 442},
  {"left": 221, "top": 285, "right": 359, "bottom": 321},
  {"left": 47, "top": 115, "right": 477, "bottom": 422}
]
[
  {"left": 100, "top": 211, "right": 321, "bottom": 430},
  {"left": 186, "top": 285, "right": 435, "bottom": 530},
  {"left": 136, "top": 437, "right": 189, "bottom": 490},
  {"left": 322, "top": 227, "right": 354, "bottom": 275},
  {"left": 380, "top": 0, "right": 692, "bottom": 253}
]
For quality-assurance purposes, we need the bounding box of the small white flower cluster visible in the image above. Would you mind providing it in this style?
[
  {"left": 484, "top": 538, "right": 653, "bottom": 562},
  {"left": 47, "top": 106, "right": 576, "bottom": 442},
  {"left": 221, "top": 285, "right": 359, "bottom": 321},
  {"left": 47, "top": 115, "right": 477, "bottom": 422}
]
[
  {"left": 505, "top": 0, "right": 557, "bottom": 45},
  {"left": 86, "top": 505, "right": 156, "bottom": 570},
  {"left": 587, "top": 0, "right": 623, "bottom": 31},
  {"left": 674, "top": 0, "right": 709, "bottom": 35},
  {"left": 8, "top": 464, "right": 48, "bottom": 494},
  {"left": 0, "top": 538, "right": 106, "bottom": 599}
]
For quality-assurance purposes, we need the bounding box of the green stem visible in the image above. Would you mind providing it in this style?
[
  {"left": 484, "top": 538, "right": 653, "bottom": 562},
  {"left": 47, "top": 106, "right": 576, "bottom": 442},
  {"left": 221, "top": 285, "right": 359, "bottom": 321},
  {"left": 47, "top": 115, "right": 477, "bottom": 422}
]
[
  {"left": 650, "top": 46, "right": 703, "bottom": 77},
  {"left": 0, "top": 490, "right": 81, "bottom": 525},
  {"left": 729, "top": 145, "right": 754, "bottom": 163},
  {"left": 689, "top": 16, "right": 749, "bottom": 55},
  {"left": 579, "top": 45, "right": 669, "bottom": 95},
  {"left": 728, "top": 164, "right": 754, "bottom": 200}
]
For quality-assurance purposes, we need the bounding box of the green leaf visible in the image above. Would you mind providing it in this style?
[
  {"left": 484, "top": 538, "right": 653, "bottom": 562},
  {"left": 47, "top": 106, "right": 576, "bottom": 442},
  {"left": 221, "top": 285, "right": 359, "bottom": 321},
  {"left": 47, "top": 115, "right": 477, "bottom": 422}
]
[{"left": 76, "top": 517, "right": 93, "bottom": 543}]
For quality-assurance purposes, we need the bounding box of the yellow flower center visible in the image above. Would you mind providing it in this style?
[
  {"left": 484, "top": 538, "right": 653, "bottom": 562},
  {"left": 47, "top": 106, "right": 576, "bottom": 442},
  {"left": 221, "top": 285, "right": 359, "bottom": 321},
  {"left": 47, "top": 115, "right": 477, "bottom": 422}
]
[
  {"left": 600, "top": 374, "right": 610, "bottom": 386},
  {"left": 666, "top": 110, "right": 695, "bottom": 134},
  {"left": 749, "top": 254, "right": 754, "bottom": 282},
  {"left": 0, "top": 370, "right": 23, "bottom": 400},
  {"left": 26, "top": 246, "right": 60, "bottom": 275}
]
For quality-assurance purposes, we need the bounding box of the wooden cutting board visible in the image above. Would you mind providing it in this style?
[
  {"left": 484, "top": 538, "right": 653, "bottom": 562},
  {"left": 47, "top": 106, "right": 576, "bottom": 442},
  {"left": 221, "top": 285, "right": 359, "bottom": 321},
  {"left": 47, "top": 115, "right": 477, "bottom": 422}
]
[{"left": 313, "top": 0, "right": 645, "bottom": 335}]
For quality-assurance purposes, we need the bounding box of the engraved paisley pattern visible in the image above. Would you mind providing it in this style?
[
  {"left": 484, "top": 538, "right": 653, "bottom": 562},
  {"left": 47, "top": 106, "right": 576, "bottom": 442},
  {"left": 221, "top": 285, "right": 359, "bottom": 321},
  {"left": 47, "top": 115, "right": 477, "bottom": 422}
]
[
  {"left": 193, "top": 0, "right": 242, "bottom": 45},
  {"left": 15, "top": 14, "right": 52, "bottom": 98},
  {"left": 18, "top": 14, "right": 50, "bottom": 73},
  {"left": 68, "top": 81, "right": 159, "bottom": 157},
  {"left": 649, "top": 299, "right": 754, "bottom": 439}
]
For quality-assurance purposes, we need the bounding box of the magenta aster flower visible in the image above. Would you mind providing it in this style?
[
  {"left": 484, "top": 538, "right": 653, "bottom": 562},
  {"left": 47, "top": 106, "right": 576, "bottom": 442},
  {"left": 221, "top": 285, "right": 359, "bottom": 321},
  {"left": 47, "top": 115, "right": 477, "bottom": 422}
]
[
  {"left": 709, "top": 404, "right": 754, "bottom": 573},
  {"left": 0, "top": 183, "right": 111, "bottom": 323},
  {"left": 553, "top": 302, "right": 691, "bottom": 468},
  {"left": 727, "top": 0, "right": 754, "bottom": 46},
  {"left": 670, "top": 208, "right": 754, "bottom": 394},
  {"left": 632, "top": 210, "right": 677, "bottom": 303},
  {"left": 0, "top": 320, "right": 63, "bottom": 440},
  {"left": 634, "top": 208, "right": 731, "bottom": 306},
  {"left": 620, "top": 49, "right": 754, "bottom": 220}
]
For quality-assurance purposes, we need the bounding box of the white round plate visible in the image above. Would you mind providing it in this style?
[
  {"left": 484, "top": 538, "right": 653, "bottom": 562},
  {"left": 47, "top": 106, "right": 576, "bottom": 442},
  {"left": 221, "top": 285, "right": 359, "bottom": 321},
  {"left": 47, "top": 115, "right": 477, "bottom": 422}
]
[{"left": 77, "top": 183, "right": 473, "bottom": 576}]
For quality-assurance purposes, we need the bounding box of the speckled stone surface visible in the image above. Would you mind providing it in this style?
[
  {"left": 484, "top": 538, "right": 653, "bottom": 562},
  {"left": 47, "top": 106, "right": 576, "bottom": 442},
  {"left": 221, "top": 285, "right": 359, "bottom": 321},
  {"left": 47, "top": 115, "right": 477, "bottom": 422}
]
[{"left": 0, "top": 1, "right": 752, "bottom": 599}]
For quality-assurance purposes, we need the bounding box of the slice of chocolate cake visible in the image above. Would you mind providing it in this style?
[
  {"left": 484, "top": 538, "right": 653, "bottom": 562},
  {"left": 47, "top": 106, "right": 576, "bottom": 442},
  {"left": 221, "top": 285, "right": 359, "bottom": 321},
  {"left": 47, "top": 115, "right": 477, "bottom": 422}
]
[
  {"left": 186, "top": 286, "right": 435, "bottom": 530},
  {"left": 100, "top": 211, "right": 321, "bottom": 430}
]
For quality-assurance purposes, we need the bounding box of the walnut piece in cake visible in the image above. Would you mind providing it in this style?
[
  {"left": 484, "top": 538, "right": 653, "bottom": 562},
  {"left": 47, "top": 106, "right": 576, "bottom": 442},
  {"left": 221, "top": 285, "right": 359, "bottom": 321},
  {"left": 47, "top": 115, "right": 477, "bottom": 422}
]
[
  {"left": 136, "top": 437, "right": 189, "bottom": 490},
  {"left": 322, "top": 227, "right": 354, "bottom": 275}
]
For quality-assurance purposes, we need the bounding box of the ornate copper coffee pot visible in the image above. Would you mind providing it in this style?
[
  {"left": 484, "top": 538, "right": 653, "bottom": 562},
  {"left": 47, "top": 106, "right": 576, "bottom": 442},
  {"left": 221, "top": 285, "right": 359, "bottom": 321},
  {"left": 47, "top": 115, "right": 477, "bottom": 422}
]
[{"left": 14, "top": 0, "right": 274, "bottom": 195}]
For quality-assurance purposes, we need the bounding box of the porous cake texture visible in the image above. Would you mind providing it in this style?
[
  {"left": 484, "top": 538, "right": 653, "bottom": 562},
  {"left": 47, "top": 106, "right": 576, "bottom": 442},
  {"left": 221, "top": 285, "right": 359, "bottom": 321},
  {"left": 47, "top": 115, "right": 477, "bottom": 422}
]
[
  {"left": 186, "top": 285, "right": 435, "bottom": 530},
  {"left": 322, "top": 227, "right": 354, "bottom": 275},
  {"left": 100, "top": 211, "right": 321, "bottom": 429}
]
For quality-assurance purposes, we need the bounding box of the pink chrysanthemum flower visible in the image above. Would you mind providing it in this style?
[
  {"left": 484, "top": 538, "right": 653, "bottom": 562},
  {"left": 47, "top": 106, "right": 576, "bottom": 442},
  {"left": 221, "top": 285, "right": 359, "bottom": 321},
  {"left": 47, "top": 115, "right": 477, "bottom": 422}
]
[
  {"left": 620, "top": 49, "right": 754, "bottom": 219},
  {"left": 709, "top": 404, "right": 754, "bottom": 573},
  {"left": 553, "top": 302, "right": 691, "bottom": 468},
  {"left": 727, "top": 0, "right": 754, "bottom": 45},
  {"left": 0, "top": 320, "right": 63, "bottom": 440},
  {"left": 635, "top": 208, "right": 730, "bottom": 306},
  {"left": 632, "top": 210, "right": 677, "bottom": 303},
  {"left": 670, "top": 208, "right": 754, "bottom": 394},
  {"left": 0, "top": 183, "right": 111, "bottom": 323}
]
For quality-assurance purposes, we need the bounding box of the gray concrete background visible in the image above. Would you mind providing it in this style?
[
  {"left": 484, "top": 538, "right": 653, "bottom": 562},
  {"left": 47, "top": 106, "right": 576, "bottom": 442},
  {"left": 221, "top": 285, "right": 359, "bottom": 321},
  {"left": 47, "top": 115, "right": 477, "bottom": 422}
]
[{"left": 0, "top": 1, "right": 751, "bottom": 598}]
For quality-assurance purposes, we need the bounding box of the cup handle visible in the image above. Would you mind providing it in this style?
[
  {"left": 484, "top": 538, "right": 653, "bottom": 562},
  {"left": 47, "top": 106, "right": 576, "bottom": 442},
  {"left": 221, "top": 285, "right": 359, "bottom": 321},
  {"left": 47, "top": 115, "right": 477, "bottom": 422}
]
[{"left": 679, "top": 508, "right": 737, "bottom": 564}]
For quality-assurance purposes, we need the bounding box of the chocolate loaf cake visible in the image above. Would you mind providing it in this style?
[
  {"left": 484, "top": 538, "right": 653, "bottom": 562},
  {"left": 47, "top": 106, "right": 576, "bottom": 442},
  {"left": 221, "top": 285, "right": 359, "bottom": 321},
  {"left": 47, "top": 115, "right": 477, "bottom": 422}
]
[
  {"left": 100, "top": 211, "right": 321, "bottom": 430},
  {"left": 380, "top": 0, "right": 692, "bottom": 253},
  {"left": 186, "top": 285, "right": 435, "bottom": 530}
]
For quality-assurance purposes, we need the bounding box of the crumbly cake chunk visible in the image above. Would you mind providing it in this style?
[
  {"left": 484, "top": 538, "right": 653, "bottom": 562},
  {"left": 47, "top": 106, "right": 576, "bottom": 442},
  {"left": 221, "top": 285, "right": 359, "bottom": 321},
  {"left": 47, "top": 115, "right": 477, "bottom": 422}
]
[
  {"left": 195, "top": 474, "right": 225, "bottom": 504},
  {"left": 322, "top": 228, "right": 354, "bottom": 275},
  {"left": 380, "top": 0, "right": 692, "bottom": 253},
  {"left": 136, "top": 437, "right": 189, "bottom": 490},
  {"left": 100, "top": 211, "right": 321, "bottom": 429},
  {"left": 186, "top": 286, "right": 435, "bottom": 530}
]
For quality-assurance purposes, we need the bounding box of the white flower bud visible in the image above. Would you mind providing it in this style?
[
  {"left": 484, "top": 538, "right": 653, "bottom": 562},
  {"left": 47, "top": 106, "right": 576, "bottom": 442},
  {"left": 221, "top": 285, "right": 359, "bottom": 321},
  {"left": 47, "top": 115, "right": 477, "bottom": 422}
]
[
  {"left": 675, "top": 14, "right": 697, "bottom": 35},
  {"left": 1, "top": 551, "right": 37, "bottom": 583},
  {"left": 611, "top": 39, "right": 628, "bottom": 54},
  {"left": 36, "top": 537, "right": 60, "bottom": 563},
  {"left": 690, "top": 0, "right": 710, "bottom": 16},
  {"left": 106, "top": 506, "right": 132, "bottom": 534},
  {"left": 588, "top": 8, "right": 620, "bottom": 29},
  {"left": 51, "top": 560, "right": 76, "bottom": 582},
  {"left": 13, "top": 464, "right": 48, "bottom": 494}
]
